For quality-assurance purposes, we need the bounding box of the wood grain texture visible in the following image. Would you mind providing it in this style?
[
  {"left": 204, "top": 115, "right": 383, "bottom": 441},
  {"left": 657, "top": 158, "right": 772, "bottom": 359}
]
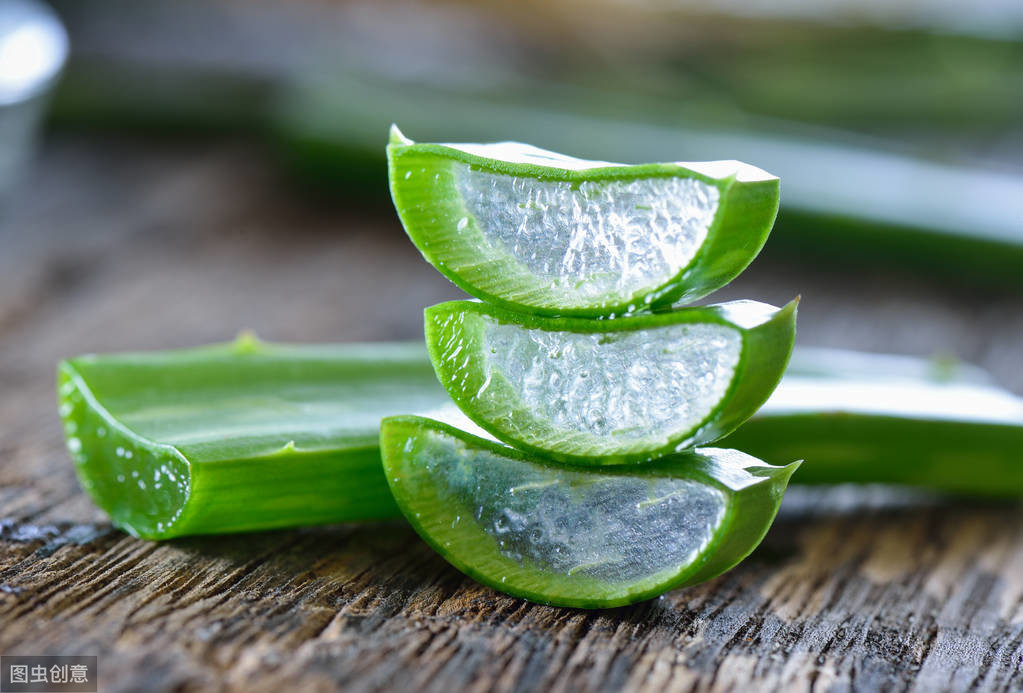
[{"left": 1, "top": 136, "right": 1022, "bottom": 692}]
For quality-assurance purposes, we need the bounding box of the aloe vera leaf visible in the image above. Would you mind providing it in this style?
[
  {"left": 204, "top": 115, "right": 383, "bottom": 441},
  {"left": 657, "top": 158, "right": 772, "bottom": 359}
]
[
  {"left": 425, "top": 299, "right": 796, "bottom": 464},
  {"left": 277, "top": 77, "right": 1023, "bottom": 287},
  {"left": 387, "top": 126, "right": 779, "bottom": 317},
  {"left": 722, "top": 353, "right": 1023, "bottom": 497},
  {"left": 57, "top": 336, "right": 449, "bottom": 540},
  {"left": 58, "top": 340, "right": 1023, "bottom": 543},
  {"left": 380, "top": 415, "right": 799, "bottom": 608}
]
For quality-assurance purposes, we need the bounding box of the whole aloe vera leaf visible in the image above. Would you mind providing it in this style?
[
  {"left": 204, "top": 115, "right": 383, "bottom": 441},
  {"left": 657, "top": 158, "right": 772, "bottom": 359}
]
[
  {"left": 380, "top": 415, "right": 799, "bottom": 609},
  {"left": 58, "top": 342, "right": 1023, "bottom": 543},
  {"left": 279, "top": 78, "right": 1023, "bottom": 288},
  {"left": 387, "top": 126, "right": 779, "bottom": 317},
  {"left": 722, "top": 352, "right": 1023, "bottom": 497},
  {"left": 426, "top": 299, "right": 796, "bottom": 464},
  {"left": 57, "top": 336, "right": 449, "bottom": 539}
]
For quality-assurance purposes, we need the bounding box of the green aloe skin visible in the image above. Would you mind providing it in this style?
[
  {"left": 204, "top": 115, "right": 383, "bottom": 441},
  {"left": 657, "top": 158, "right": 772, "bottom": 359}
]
[
  {"left": 56, "top": 336, "right": 448, "bottom": 540},
  {"left": 387, "top": 126, "right": 779, "bottom": 317},
  {"left": 380, "top": 415, "right": 799, "bottom": 609},
  {"left": 426, "top": 299, "right": 797, "bottom": 464},
  {"left": 723, "top": 349, "right": 1023, "bottom": 497}
]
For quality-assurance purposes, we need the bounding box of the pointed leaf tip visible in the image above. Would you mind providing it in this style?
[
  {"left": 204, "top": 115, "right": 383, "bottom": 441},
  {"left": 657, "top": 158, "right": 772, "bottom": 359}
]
[
  {"left": 389, "top": 124, "right": 413, "bottom": 146},
  {"left": 233, "top": 330, "right": 263, "bottom": 354}
]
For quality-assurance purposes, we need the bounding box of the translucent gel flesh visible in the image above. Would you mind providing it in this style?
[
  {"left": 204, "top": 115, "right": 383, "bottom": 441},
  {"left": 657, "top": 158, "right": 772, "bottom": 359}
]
[
  {"left": 456, "top": 168, "right": 720, "bottom": 301},
  {"left": 60, "top": 373, "right": 190, "bottom": 536},
  {"left": 480, "top": 318, "right": 743, "bottom": 441},
  {"left": 417, "top": 429, "right": 727, "bottom": 584}
]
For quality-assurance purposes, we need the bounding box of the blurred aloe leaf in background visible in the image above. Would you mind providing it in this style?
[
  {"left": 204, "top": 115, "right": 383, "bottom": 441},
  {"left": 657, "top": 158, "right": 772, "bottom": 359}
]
[{"left": 46, "top": 0, "right": 1023, "bottom": 285}]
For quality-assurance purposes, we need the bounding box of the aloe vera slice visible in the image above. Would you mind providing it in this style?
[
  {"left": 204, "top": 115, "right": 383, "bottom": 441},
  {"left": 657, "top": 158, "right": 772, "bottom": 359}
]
[
  {"left": 723, "top": 349, "right": 1023, "bottom": 497},
  {"left": 57, "top": 336, "right": 448, "bottom": 539},
  {"left": 387, "top": 126, "right": 779, "bottom": 317},
  {"left": 425, "top": 299, "right": 796, "bottom": 464},
  {"left": 380, "top": 415, "right": 798, "bottom": 608}
]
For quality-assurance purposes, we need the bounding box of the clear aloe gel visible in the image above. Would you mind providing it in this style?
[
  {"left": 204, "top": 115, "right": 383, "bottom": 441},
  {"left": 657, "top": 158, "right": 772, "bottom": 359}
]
[
  {"left": 387, "top": 125, "right": 780, "bottom": 317},
  {"left": 381, "top": 415, "right": 799, "bottom": 608},
  {"left": 425, "top": 299, "right": 797, "bottom": 464}
]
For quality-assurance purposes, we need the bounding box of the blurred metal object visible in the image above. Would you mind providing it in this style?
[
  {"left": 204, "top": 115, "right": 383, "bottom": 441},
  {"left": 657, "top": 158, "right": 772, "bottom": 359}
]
[{"left": 0, "top": 0, "right": 67, "bottom": 201}]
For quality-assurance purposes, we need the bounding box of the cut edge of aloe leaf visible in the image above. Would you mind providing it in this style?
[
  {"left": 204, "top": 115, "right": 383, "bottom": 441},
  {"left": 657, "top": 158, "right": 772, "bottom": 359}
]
[
  {"left": 56, "top": 336, "right": 442, "bottom": 539},
  {"left": 425, "top": 298, "right": 797, "bottom": 464},
  {"left": 380, "top": 414, "right": 800, "bottom": 608},
  {"left": 59, "top": 360, "right": 193, "bottom": 539},
  {"left": 387, "top": 125, "right": 780, "bottom": 317}
]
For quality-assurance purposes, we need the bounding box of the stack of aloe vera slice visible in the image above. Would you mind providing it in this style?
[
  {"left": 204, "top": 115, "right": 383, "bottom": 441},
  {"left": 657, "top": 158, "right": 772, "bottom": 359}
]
[
  {"left": 385, "top": 126, "right": 799, "bottom": 607},
  {"left": 52, "top": 126, "right": 1023, "bottom": 609}
]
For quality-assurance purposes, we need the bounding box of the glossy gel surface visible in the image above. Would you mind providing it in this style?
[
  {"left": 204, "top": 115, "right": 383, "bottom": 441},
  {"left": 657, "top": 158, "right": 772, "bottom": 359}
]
[{"left": 457, "top": 167, "right": 720, "bottom": 302}]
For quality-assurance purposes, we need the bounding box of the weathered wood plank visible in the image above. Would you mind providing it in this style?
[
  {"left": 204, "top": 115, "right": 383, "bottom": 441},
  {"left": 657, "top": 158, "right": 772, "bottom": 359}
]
[{"left": 1, "top": 136, "right": 1022, "bottom": 692}]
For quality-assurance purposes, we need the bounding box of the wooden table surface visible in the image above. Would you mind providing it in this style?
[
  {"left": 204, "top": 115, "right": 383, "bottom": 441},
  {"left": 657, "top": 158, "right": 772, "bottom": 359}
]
[{"left": 2, "top": 136, "right": 1022, "bottom": 692}]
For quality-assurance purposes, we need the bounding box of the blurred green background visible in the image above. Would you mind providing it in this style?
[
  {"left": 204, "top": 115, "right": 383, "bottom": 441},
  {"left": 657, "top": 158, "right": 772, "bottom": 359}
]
[{"left": 33, "top": 0, "right": 1023, "bottom": 283}]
